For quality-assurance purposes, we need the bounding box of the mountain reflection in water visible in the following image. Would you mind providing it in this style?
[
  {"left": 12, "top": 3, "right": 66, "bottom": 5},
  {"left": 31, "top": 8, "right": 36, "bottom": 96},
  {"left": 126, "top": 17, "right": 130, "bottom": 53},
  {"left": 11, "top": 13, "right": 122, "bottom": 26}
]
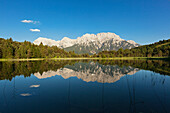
[
  {"left": 0, "top": 60, "right": 170, "bottom": 113},
  {"left": 34, "top": 62, "right": 139, "bottom": 83},
  {"left": 0, "top": 60, "right": 169, "bottom": 81}
]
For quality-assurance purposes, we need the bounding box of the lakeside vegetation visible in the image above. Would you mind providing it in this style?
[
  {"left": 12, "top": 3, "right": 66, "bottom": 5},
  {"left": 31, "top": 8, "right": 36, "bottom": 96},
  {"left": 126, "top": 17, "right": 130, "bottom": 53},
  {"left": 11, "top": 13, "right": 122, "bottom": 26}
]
[{"left": 0, "top": 38, "right": 169, "bottom": 59}]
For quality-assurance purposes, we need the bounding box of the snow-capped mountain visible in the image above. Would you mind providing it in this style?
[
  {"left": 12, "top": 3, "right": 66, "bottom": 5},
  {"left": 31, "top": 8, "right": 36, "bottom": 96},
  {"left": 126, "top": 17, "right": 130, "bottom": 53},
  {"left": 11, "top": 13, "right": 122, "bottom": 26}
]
[{"left": 33, "top": 32, "right": 140, "bottom": 54}]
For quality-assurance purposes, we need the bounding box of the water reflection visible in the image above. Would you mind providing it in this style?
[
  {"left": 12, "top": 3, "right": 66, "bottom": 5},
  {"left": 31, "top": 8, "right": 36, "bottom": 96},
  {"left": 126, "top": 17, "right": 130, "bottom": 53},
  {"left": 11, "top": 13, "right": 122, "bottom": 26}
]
[
  {"left": 0, "top": 60, "right": 169, "bottom": 81},
  {"left": 34, "top": 62, "right": 139, "bottom": 83},
  {"left": 20, "top": 93, "right": 32, "bottom": 97},
  {"left": 0, "top": 60, "right": 170, "bottom": 113},
  {"left": 30, "top": 85, "right": 40, "bottom": 88}
]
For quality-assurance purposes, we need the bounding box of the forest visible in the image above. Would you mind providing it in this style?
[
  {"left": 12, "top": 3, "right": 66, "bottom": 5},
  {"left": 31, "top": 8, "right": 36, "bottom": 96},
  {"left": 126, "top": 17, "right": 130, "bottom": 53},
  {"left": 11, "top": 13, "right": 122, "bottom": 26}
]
[
  {"left": 0, "top": 38, "right": 80, "bottom": 58},
  {"left": 94, "top": 39, "right": 170, "bottom": 58},
  {"left": 0, "top": 38, "right": 169, "bottom": 58}
]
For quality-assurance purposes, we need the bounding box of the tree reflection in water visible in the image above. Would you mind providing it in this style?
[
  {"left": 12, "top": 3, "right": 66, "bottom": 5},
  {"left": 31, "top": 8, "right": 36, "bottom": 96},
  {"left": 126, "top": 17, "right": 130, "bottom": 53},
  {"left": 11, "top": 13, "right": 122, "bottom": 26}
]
[{"left": 0, "top": 59, "right": 170, "bottom": 113}]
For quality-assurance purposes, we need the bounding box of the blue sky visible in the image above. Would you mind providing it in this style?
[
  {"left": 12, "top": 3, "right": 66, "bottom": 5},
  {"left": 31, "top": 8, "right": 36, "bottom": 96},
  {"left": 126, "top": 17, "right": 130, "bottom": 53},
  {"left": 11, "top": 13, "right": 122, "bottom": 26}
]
[{"left": 0, "top": 0, "right": 170, "bottom": 44}]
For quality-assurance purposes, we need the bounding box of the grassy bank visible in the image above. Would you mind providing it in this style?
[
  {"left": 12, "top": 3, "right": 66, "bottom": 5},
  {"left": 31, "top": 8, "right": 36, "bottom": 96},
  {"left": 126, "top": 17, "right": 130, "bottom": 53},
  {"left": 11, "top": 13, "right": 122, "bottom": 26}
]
[
  {"left": 0, "top": 57, "right": 169, "bottom": 61},
  {"left": 0, "top": 58, "right": 45, "bottom": 61}
]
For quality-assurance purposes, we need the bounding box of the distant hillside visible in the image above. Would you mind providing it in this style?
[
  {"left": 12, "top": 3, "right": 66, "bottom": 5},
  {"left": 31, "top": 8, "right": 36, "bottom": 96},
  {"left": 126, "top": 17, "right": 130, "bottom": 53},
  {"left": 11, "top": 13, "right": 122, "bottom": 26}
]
[
  {"left": 0, "top": 38, "right": 79, "bottom": 59},
  {"left": 0, "top": 37, "right": 169, "bottom": 59},
  {"left": 95, "top": 39, "right": 170, "bottom": 57},
  {"left": 33, "top": 32, "right": 140, "bottom": 55}
]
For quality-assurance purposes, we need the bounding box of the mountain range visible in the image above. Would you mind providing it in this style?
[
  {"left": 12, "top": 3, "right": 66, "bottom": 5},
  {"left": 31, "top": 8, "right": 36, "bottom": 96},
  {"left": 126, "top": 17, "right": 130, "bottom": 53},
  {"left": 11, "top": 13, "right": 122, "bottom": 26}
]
[{"left": 33, "top": 32, "right": 140, "bottom": 54}]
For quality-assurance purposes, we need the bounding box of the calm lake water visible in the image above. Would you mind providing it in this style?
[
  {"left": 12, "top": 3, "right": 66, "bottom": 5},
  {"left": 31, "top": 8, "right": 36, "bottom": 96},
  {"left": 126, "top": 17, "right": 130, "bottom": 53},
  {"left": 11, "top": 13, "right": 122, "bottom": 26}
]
[{"left": 0, "top": 60, "right": 170, "bottom": 113}]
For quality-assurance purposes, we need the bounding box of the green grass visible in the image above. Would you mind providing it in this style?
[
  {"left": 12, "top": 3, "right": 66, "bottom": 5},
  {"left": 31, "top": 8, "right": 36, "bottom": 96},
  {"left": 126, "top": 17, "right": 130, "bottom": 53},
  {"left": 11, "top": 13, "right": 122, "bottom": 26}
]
[
  {"left": 0, "top": 58, "right": 45, "bottom": 61},
  {"left": 0, "top": 57, "right": 169, "bottom": 61}
]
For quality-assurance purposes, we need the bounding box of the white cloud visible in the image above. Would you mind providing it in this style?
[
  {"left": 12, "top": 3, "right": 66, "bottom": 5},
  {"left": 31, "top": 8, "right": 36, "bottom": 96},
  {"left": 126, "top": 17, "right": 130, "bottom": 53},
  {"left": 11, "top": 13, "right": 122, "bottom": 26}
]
[
  {"left": 30, "top": 29, "right": 40, "bottom": 32},
  {"left": 21, "top": 20, "right": 40, "bottom": 24},
  {"left": 21, "top": 20, "right": 33, "bottom": 23}
]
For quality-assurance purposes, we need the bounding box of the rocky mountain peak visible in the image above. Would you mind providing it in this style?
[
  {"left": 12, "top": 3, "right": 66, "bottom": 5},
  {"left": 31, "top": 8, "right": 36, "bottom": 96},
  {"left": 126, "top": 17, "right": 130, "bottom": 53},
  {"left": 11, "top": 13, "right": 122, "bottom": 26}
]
[
  {"left": 127, "top": 40, "right": 140, "bottom": 47},
  {"left": 81, "top": 33, "right": 96, "bottom": 38},
  {"left": 33, "top": 37, "right": 60, "bottom": 46},
  {"left": 61, "top": 37, "right": 71, "bottom": 41},
  {"left": 33, "top": 32, "right": 140, "bottom": 54}
]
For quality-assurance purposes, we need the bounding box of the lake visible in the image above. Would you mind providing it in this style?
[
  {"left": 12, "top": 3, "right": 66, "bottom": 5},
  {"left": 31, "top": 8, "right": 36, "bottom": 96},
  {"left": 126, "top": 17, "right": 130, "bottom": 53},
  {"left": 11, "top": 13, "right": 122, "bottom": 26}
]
[{"left": 0, "top": 60, "right": 170, "bottom": 113}]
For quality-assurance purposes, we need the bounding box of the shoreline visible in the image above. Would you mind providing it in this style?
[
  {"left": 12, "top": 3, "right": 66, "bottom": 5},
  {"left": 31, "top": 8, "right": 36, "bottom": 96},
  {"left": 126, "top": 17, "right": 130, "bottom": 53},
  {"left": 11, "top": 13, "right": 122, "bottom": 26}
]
[{"left": 0, "top": 57, "right": 169, "bottom": 61}]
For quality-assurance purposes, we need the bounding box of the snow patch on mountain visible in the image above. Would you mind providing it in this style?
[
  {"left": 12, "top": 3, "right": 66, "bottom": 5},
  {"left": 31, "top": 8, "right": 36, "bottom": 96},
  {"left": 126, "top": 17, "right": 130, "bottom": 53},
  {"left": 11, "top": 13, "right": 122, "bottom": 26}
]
[
  {"left": 33, "top": 32, "right": 140, "bottom": 54},
  {"left": 33, "top": 37, "right": 60, "bottom": 46}
]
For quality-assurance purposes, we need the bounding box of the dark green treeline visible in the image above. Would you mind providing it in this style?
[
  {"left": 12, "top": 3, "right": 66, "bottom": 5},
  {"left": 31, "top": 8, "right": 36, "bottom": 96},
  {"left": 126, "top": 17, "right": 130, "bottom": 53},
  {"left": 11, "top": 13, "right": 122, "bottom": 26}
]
[
  {"left": 0, "top": 38, "right": 80, "bottom": 58},
  {"left": 95, "top": 39, "right": 170, "bottom": 58}
]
